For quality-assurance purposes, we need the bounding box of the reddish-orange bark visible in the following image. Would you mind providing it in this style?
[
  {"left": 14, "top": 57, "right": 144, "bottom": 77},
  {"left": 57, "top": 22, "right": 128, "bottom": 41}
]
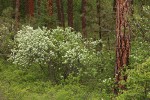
[
  {"left": 48, "top": 0, "right": 53, "bottom": 16},
  {"left": 28, "top": 0, "right": 34, "bottom": 17},
  {"left": 114, "top": 0, "right": 132, "bottom": 94}
]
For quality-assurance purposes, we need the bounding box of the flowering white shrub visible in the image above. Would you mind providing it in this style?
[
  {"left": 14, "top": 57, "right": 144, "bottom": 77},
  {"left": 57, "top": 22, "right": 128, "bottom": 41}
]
[
  {"left": 10, "top": 26, "right": 102, "bottom": 81},
  {"left": 9, "top": 26, "right": 54, "bottom": 66}
]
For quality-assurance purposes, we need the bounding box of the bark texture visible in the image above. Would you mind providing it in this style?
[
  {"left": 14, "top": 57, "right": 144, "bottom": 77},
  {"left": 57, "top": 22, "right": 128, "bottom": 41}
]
[{"left": 115, "top": 0, "right": 132, "bottom": 94}]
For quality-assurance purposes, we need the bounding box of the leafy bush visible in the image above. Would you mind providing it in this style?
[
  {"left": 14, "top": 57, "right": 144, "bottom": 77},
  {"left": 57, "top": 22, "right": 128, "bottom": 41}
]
[
  {"left": 0, "top": 59, "right": 112, "bottom": 100},
  {"left": 132, "top": 6, "right": 150, "bottom": 41},
  {"left": 0, "top": 7, "right": 15, "bottom": 59},
  {"left": 9, "top": 26, "right": 102, "bottom": 83},
  {"left": 117, "top": 58, "right": 150, "bottom": 100}
]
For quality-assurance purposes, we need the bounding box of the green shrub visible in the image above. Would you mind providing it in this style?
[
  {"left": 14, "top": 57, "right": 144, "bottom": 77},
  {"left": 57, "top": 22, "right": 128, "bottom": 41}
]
[
  {"left": 117, "top": 58, "right": 150, "bottom": 100},
  {"left": 9, "top": 26, "right": 102, "bottom": 83},
  {"left": 0, "top": 7, "right": 15, "bottom": 59}
]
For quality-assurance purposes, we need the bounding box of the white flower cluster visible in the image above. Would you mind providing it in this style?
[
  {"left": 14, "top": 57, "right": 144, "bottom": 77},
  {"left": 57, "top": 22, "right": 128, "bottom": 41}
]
[
  {"left": 10, "top": 26, "right": 54, "bottom": 66},
  {"left": 10, "top": 26, "right": 101, "bottom": 71}
]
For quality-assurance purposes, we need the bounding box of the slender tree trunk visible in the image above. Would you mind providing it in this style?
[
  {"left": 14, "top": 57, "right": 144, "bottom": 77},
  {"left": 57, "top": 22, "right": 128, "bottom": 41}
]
[
  {"left": 81, "top": 0, "right": 87, "bottom": 38},
  {"left": 113, "top": 0, "right": 116, "bottom": 12},
  {"left": 60, "top": 0, "right": 65, "bottom": 27},
  {"left": 114, "top": 0, "right": 132, "bottom": 95},
  {"left": 56, "top": 0, "right": 61, "bottom": 26},
  {"left": 15, "top": 0, "right": 20, "bottom": 31},
  {"left": 56, "top": 0, "right": 65, "bottom": 27},
  {"left": 96, "top": 0, "right": 103, "bottom": 51},
  {"left": 37, "top": 0, "right": 41, "bottom": 15},
  {"left": 96, "top": 0, "right": 101, "bottom": 40},
  {"left": 48, "top": 0, "right": 53, "bottom": 16},
  {"left": 67, "top": 0, "right": 73, "bottom": 28},
  {"left": 28, "top": 0, "right": 34, "bottom": 17}
]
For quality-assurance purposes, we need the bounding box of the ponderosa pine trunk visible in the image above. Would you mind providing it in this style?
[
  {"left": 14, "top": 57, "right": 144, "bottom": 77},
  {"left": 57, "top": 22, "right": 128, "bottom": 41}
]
[
  {"left": 48, "top": 0, "right": 53, "bottom": 16},
  {"left": 67, "top": 0, "right": 73, "bottom": 28},
  {"left": 114, "top": 0, "right": 132, "bottom": 95},
  {"left": 15, "top": 0, "right": 20, "bottom": 31},
  {"left": 81, "top": 0, "right": 87, "bottom": 38},
  {"left": 28, "top": 0, "right": 34, "bottom": 17},
  {"left": 56, "top": 0, "right": 65, "bottom": 27}
]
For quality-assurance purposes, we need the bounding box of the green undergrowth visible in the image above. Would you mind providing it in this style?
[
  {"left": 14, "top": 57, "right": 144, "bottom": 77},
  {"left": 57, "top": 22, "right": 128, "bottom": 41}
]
[{"left": 0, "top": 59, "right": 111, "bottom": 100}]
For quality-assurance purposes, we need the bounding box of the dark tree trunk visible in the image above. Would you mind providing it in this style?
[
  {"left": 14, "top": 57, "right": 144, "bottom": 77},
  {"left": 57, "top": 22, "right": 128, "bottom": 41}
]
[
  {"left": 96, "top": 0, "right": 102, "bottom": 39},
  {"left": 60, "top": 0, "right": 65, "bottom": 27},
  {"left": 15, "top": 0, "right": 20, "bottom": 31},
  {"left": 56, "top": 0, "right": 65, "bottom": 27},
  {"left": 114, "top": 0, "right": 132, "bottom": 95},
  {"left": 81, "top": 0, "right": 87, "bottom": 38},
  {"left": 96, "top": 0, "right": 102, "bottom": 51},
  {"left": 28, "top": 0, "right": 34, "bottom": 17},
  {"left": 48, "top": 0, "right": 53, "bottom": 16},
  {"left": 67, "top": 0, "right": 73, "bottom": 28},
  {"left": 113, "top": 0, "right": 116, "bottom": 12},
  {"left": 37, "top": 0, "right": 41, "bottom": 15}
]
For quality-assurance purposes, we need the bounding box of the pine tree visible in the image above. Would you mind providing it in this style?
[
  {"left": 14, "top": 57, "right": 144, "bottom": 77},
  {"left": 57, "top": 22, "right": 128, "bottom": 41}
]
[
  {"left": 28, "top": 0, "right": 34, "bottom": 17},
  {"left": 15, "top": 0, "right": 20, "bottom": 31},
  {"left": 48, "top": 0, "right": 53, "bottom": 16},
  {"left": 114, "top": 0, "right": 132, "bottom": 95},
  {"left": 81, "top": 0, "right": 87, "bottom": 38},
  {"left": 56, "top": 0, "right": 65, "bottom": 27},
  {"left": 67, "top": 0, "right": 73, "bottom": 28}
]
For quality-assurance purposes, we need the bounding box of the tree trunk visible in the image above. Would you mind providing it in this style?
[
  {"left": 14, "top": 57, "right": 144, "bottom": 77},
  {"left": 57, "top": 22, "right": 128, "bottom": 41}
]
[
  {"left": 15, "top": 0, "right": 20, "bottom": 31},
  {"left": 60, "top": 0, "right": 65, "bottom": 27},
  {"left": 37, "top": 0, "right": 41, "bottom": 15},
  {"left": 56, "top": 0, "right": 65, "bottom": 27},
  {"left": 114, "top": 0, "right": 132, "bottom": 95},
  {"left": 81, "top": 0, "right": 87, "bottom": 38},
  {"left": 96, "top": 0, "right": 103, "bottom": 51},
  {"left": 113, "top": 0, "right": 116, "bottom": 12},
  {"left": 28, "top": 0, "right": 34, "bottom": 17},
  {"left": 67, "top": 0, "right": 73, "bottom": 28},
  {"left": 48, "top": 0, "right": 53, "bottom": 16}
]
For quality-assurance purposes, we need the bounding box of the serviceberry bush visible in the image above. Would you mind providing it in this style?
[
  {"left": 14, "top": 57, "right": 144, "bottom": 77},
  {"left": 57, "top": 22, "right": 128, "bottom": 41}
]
[{"left": 9, "top": 26, "right": 102, "bottom": 83}]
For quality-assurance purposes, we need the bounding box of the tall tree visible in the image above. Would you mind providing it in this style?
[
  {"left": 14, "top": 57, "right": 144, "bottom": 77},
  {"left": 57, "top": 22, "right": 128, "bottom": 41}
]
[
  {"left": 96, "top": 0, "right": 102, "bottom": 39},
  {"left": 48, "top": 0, "right": 53, "bottom": 16},
  {"left": 113, "top": 0, "right": 116, "bottom": 12},
  {"left": 67, "top": 0, "right": 73, "bottom": 28},
  {"left": 37, "top": 0, "right": 41, "bottom": 15},
  {"left": 15, "top": 0, "right": 20, "bottom": 31},
  {"left": 114, "top": 0, "right": 132, "bottom": 94},
  {"left": 28, "top": 0, "right": 34, "bottom": 17},
  {"left": 56, "top": 0, "right": 65, "bottom": 27},
  {"left": 60, "top": 0, "right": 65, "bottom": 27},
  {"left": 81, "top": 0, "right": 87, "bottom": 38}
]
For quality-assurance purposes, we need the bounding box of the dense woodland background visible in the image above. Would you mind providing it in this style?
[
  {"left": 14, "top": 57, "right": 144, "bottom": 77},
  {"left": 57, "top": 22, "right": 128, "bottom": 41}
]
[{"left": 0, "top": 0, "right": 150, "bottom": 99}]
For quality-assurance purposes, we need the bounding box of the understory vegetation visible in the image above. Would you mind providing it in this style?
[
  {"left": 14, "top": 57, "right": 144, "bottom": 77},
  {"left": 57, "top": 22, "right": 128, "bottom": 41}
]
[{"left": 0, "top": 0, "right": 150, "bottom": 100}]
